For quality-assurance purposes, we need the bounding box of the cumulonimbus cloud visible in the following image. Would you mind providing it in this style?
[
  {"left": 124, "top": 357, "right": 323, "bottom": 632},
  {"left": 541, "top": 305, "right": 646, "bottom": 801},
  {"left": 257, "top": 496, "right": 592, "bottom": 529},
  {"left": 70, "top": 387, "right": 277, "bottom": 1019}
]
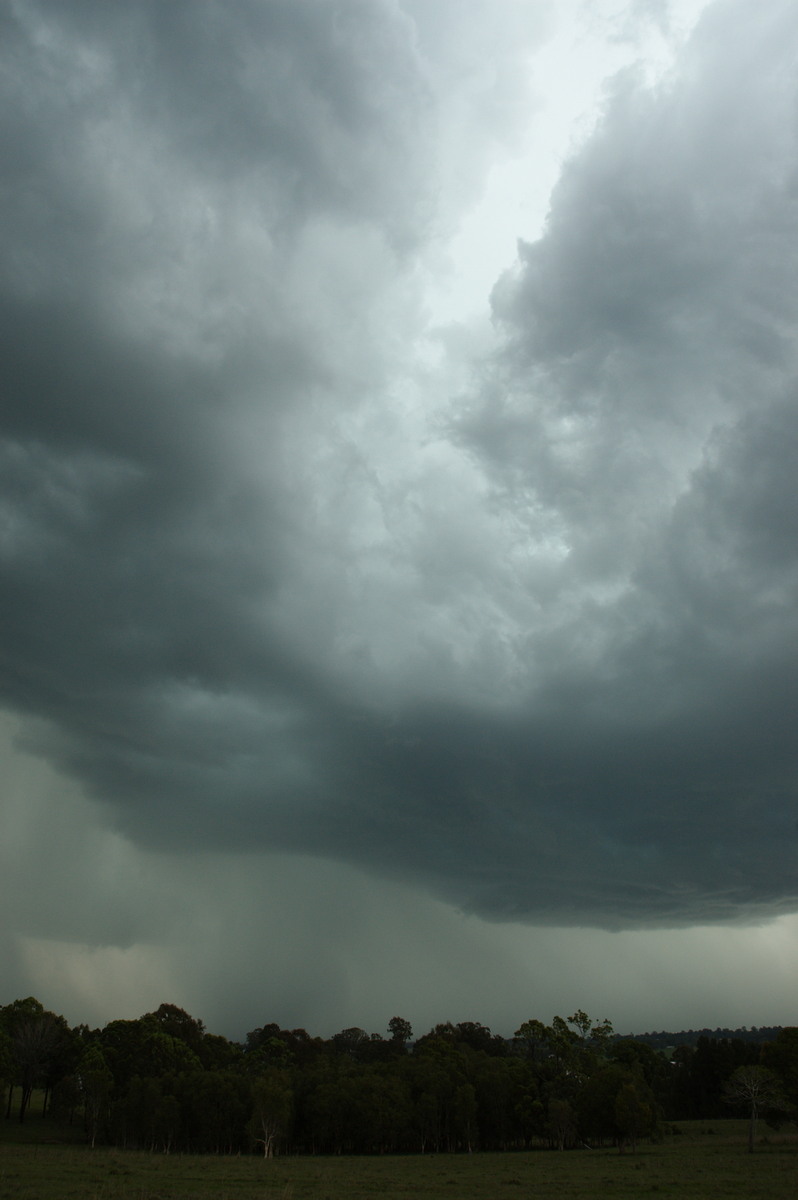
[{"left": 2, "top": 0, "right": 797, "bottom": 932}]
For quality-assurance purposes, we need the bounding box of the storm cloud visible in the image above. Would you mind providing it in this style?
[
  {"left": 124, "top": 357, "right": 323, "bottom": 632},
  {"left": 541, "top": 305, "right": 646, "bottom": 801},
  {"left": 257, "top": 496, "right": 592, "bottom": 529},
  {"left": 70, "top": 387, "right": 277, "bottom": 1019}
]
[{"left": 2, "top": 0, "right": 797, "bottom": 1029}]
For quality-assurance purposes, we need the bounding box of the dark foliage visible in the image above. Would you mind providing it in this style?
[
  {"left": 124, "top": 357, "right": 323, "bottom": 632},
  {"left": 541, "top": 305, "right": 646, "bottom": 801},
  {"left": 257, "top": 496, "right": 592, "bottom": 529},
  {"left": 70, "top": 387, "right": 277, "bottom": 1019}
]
[{"left": 1, "top": 998, "right": 792, "bottom": 1156}]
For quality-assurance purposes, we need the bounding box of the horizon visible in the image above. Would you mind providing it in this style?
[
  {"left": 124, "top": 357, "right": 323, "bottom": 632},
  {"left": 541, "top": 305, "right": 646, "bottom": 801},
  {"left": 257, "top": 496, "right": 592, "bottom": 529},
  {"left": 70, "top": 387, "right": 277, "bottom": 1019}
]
[{"left": 0, "top": 992, "right": 787, "bottom": 1047}]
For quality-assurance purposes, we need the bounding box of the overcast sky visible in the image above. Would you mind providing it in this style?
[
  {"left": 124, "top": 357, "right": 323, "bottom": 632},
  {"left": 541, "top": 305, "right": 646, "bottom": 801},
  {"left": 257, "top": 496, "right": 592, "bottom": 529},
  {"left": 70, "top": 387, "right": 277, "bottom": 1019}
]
[{"left": 2, "top": 0, "right": 797, "bottom": 1042}]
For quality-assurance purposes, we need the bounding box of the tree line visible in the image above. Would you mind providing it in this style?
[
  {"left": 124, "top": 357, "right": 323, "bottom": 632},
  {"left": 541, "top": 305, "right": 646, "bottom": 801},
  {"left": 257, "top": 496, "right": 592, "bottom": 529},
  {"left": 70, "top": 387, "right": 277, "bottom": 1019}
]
[{"left": 1, "top": 998, "right": 796, "bottom": 1155}]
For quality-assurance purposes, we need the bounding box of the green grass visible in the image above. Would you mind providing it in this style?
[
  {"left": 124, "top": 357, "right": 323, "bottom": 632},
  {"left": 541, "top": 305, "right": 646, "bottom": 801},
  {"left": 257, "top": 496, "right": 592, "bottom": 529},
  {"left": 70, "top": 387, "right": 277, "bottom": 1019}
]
[{"left": 0, "top": 1122, "right": 795, "bottom": 1200}]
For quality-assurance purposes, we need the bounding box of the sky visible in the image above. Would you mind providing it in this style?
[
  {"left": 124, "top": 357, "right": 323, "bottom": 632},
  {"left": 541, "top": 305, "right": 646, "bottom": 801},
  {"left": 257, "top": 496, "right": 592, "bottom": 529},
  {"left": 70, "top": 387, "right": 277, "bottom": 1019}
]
[{"left": 1, "top": 0, "right": 797, "bottom": 1042}]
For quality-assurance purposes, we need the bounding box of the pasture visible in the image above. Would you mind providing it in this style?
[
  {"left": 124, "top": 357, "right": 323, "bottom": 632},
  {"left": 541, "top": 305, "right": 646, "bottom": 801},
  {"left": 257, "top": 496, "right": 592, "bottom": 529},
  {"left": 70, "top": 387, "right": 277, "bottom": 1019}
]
[{"left": 0, "top": 1120, "right": 795, "bottom": 1200}]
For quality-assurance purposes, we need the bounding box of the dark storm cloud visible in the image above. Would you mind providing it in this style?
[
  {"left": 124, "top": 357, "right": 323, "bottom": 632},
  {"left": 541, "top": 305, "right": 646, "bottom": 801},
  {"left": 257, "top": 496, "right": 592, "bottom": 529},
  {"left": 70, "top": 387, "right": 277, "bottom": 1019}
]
[
  {"left": 452, "top": 0, "right": 798, "bottom": 921},
  {"left": 2, "top": 0, "right": 797, "bottom": 934}
]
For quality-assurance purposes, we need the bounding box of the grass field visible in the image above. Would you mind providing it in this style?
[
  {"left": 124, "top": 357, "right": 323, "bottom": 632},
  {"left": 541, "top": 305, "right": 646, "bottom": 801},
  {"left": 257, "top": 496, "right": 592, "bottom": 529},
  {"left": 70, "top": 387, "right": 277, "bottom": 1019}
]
[{"left": 1, "top": 1120, "right": 795, "bottom": 1200}]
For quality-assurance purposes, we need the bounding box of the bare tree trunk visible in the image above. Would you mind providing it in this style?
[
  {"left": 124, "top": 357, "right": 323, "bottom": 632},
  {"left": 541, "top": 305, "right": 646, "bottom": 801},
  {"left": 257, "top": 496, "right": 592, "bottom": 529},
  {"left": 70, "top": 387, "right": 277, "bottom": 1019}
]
[
  {"left": 748, "top": 1107, "right": 757, "bottom": 1154},
  {"left": 19, "top": 1083, "right": 33, "bottom": 1123}
]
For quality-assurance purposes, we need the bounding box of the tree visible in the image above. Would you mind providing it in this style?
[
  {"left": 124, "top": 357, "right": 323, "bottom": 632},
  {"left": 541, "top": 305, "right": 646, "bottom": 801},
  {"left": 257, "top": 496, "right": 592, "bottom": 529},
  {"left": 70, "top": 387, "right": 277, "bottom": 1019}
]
[
  {"left": 576, "top": 1066, "right": 626, "bottom": 1146},
  {"left": 100, "top": 1019, "right": 148, "bottom": 1091},
  {"left": 547, "top": 1098, "right": 577, "bottom": 1150},
  {"left": 722, "top": 1065, "right": 786, "bottom": 1152},
  {"left": 331, "top": 1027, "right": 371, "bottom": 1061},
  {"left": 248, "top": 1069, "right": 293, "bottom": 1157},
  {"left": 761, "top": 1027, "right": 798, "bottom": 1120},
  {"left": 609, "top": 1038, "right": 674, "bottom": 1119},
  {"left": 172, "top": 1069, "right": 250, "bottom": 1154},
  {"left": 302, "top": 1061, "right": 361, "bottom": 1154},
  {"left": 77, "top": 1045, "right": 113, "bottom": 1148},
  {"left": 567, "top": 1010, "right": 614, "bottom": 1048},
  {"left": 614, "top": 1079, "right": 656, "bottom": 1153},
  {"left": 471, "top": 1054, "right": 529, "bottom": 1150},
  {"left": 576, "top": 1064, "right": 658, "bottom": 1151},
  {"left": 246, "top": 1024, "right": 323, "bottom": 1069},
  {"left": 514, "top": 1019, "right": 551, "bottom": 1063},
  {"left": 515, "top": 1013, "right": 606, "bottom": 1074},
  {"left": 137, "top": 1029, "right": 202, "bottom": 1078},
  {"left": 2, "top": 998, "right": 71, "bottom": 1121},
  {"left": 199, "top": 1032, "right": 242, "bottom": 1072},
  {"left": 344, "top": 1066, "right": 413, "bottom": 1153},
  {"left": 452, "top": 1081, "right": 478, "bottom": 1152},
  {"left": 680, "top": 1036, "right": 760, "bottom": 1118},
  {"left": 119, "top": 1075, "right": 164, "bottom": 1149},
  {"left": 388, "top": 1017, "right": 413, "bottom": 1050},
  {"left": 0, "top": 1028, "right": 14, "bottom": 1117},
  {"left": 455, "top": 1022, "right": 507, "bottom": 1057},
  {"left": 145, "top": 1004, "right": 205, "bottom": 1056}
]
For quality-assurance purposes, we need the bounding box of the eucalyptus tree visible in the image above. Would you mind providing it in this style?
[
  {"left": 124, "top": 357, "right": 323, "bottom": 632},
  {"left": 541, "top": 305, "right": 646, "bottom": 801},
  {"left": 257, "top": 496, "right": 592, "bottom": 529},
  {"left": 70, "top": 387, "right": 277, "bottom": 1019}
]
[
  {"left": 1, "top": 997, "right": 72, "bottom": 1121},
  {"left": 723, "top": 1065, "right": 787, "bottom": 1152}
]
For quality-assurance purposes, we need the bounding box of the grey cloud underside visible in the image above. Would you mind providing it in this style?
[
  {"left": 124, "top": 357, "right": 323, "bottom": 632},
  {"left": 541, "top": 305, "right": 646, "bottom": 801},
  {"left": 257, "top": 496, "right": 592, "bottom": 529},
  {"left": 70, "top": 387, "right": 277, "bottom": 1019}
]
[{"left": 2, "top": 0, "right": 798, "bottom": 929}]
